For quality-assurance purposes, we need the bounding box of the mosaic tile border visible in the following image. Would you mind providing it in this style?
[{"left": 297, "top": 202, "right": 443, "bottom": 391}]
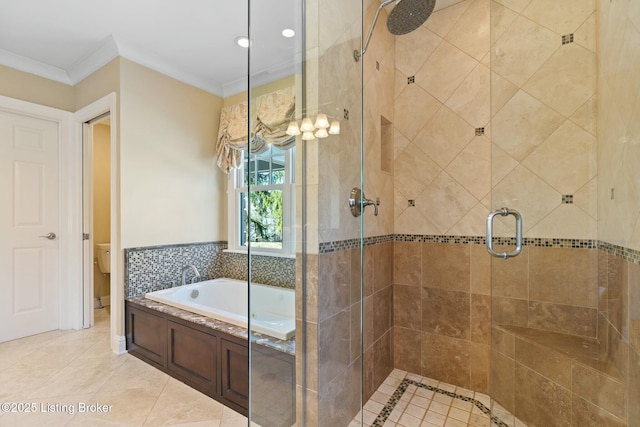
[
  {"left": 318, "top": 235, "right": 640, "bottom": 265},
  {"left": 372, "top": 378, "right": 508, "bottom": 427},
  {"left": 599, "top": 241, "right": 640, "bottom": 264},
  {"left": 318, "top": 235, "right": 395, "bottom": 253},
  {"left": 319, "top": 234, "right": 599, "bottom": 253},
  {"left": 396, "top": 234, "right": 597, "bottom": 248}
]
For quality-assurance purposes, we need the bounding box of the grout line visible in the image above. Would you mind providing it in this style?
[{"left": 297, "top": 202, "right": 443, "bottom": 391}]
[{"left": 371, "top": 378, "right": 510, "bottom": 427}]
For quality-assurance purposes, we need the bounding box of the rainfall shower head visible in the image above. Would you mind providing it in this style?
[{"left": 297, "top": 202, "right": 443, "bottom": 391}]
[
  {"left": 387, "top": 0, "right": 436, "bottom": 35},
  {"left": 354, "top": 0, "right": 436, "bottom": 61}
]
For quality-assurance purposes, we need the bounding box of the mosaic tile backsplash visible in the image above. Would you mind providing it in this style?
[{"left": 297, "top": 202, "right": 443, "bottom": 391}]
[{"left": 124, "top": 241, "right": 295, "bottom": 297}]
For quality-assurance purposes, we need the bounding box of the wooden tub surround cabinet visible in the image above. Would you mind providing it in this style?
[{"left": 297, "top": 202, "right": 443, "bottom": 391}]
[{"left": 125, "top": 300, "right": 295, "bottom": 427}]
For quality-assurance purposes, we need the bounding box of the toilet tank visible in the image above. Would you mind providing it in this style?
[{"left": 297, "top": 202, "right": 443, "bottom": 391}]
[{"left": 96, "top": 243, "right": 111, "bottom": 274}]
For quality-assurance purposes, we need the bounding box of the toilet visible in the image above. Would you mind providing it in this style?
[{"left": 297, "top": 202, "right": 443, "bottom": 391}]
[{"left": 96, "top": 243, "right": 111, "bottom": 274}]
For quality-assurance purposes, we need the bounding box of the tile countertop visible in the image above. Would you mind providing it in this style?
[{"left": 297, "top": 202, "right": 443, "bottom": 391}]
[{"left": 126, "top": 296, "right": 296, "bottom": 356}]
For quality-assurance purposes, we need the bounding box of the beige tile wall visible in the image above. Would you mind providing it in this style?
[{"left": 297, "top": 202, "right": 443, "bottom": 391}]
[
  {"left": 598, "top": 0, "right": 640, "bottom": 252},
  {"left": 490, "top": 310, "right": 637, "bottom": 427},
  {"left": 393, "top": 242, "right": 490, "bottom": 393},
  {"left": 493, "top": 246, "right": 599, "bottom": 338},
  {"left": 491, "top": 0, "right": 597, "bottom": 240},
  {"left": 298, "top": 0, "right": 396, "bottom": 423},
  {"left": 596, "top": 250, "right": 640, "bottom": 427},
  {"left": 297, "top": 243, "right": 393, "bottom": 427},
  {"left": 598, "top": 0, "right": 640, "bottom": 425},
  {"left": 393, "top": 0, "right": 597, "bottom": 239},
  {"left": 300, "top": 0, "right": 640, "bottom": 425}
]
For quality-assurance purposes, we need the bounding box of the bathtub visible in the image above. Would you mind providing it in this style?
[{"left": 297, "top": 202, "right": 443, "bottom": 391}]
[{"left": 145, "top": 278, "right": 295, "bottom": 340}]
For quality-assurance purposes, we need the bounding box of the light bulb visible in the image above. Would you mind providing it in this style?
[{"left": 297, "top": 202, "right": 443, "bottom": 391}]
[
  {"left": 314, "top": 113, "right": 329, "bottom": 129},
  {"left": 286, "top": 121, "right": 300, "bottom": 136},
  {"left": 315, "top": 128, "right": 329, "bottom": 138},
  {"left": 329, "top": 121, "right": 340, "bottom": 135},
  {"left": 300, "top": 118, "right": 314, "bottom": 132},
  {"left": 234, "top": 36, "right": 251, "bottom": 48},
  {"left": 301, "top": 131, "right": 315, "bottom": 141}
]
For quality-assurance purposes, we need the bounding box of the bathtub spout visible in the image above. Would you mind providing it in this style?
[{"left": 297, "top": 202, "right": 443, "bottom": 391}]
[{"left": 180, "top": 265, "right": 200, "bottom": 287}]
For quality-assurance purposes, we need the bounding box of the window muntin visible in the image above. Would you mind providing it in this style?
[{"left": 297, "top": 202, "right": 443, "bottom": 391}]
[{"left": 229, "top": 145, "right": 294, "bottom": 255}]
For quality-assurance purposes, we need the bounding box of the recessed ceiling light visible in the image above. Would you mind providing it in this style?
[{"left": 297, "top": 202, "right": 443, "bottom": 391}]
[
  {"left": 234, "top": 36, "right": 251, "bottom": 48},
  {"left": 281, "top": 28, "right": 295, "bottom": 38}
]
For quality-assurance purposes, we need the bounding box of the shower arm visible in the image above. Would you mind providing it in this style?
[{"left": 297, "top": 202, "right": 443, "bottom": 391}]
[{"left": 354, "top": 0, "right": 396, "bottom": 62}]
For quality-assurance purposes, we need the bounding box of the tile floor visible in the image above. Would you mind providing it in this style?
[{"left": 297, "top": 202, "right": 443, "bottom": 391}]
[
  {"left": 357, "top": 370, "right": 525, "bottom": 427},
  {"left": 0, "top": 311, "right": 525, "bottom": 427},
  {"left": 0, "top": 309, "right": 247, "bottom": 427}
]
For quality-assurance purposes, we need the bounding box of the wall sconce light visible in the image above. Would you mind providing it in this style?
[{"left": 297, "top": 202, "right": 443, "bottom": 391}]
[{"left": 287, "top": 113, "right": 340, "bottom": 141}]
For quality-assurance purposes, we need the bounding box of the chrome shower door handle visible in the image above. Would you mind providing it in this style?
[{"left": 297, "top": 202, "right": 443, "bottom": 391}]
[{"left": 486, "top": 208, "right": 522, "bottom": 259}]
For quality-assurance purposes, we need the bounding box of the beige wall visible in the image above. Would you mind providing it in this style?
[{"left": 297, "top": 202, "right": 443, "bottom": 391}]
[
  {"left": 119, "top": 59, "right": 225, "bottom": 247},
  {"left": 93, "top": 124, "right": 112, "bottom": 245},
  {"left": 0, "top": 58, "right": 227, "bottom": 337},
  {"left": 93, "top": 124, "right": 111, "bottom": 298},
  {"left": 75, "top": 58, "right": 121, "bottom": 111},
  {"left": 0, "top": 64, "right": 75, "bottom": 111}
]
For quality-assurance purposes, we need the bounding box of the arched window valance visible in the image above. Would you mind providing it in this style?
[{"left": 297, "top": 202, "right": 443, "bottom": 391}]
[{"left": 216, "top": 86, "right": 295, "bottom": 173}]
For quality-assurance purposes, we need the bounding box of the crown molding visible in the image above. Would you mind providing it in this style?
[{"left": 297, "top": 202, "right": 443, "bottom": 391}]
[
  {"left": 0, "top": 36, "right": 296, "bottom": 99},
  {"left": 0, "top": 36, "right": 225, "bottom": 97},
  {"left": 116, "top": 40, "right": 224, "bottom": 97},
  {"left": 66, "top": 35, "right": 120, "bottom": 84},
  {"left": 0, "top": 48, "right": 72, "bottom": 85}
]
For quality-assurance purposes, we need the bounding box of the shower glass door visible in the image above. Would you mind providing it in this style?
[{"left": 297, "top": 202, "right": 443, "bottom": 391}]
[
  {"left": 488, "top": 0, "right": 638, "bottom": 425},
  {"left": 245, "top": 0, "right": 302, "bottom": 426},
  {"left": 247, "top": 0, "right": 368, "bottom": 425}
]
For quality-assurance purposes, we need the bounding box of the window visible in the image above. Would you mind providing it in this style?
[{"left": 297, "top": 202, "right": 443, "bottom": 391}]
[{"left": 228, "top": 145, "right": 295, "bottom": 256}]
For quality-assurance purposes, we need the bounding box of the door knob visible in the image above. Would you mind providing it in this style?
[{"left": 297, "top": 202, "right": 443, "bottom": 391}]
[{"left": 39, "top": 232, "right": 57, "bottom": 240}]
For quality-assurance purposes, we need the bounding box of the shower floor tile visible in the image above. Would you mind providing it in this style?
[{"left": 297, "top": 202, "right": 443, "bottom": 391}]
[{"left": 358, "top": 369, "right": 527, "bottom": 427}]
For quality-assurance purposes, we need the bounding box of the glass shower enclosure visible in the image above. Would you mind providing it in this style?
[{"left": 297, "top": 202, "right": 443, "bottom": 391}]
[
  {"left": 246, "top": 0, "right": 640, "bottom": 426},
  {"left": 247, "top": 0, "right": 369, "bottom": 425}
]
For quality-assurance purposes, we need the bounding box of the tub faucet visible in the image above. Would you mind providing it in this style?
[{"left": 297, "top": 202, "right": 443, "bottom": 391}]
[{"left": 180, "top": 265, "right": 200, "bottom": 287}]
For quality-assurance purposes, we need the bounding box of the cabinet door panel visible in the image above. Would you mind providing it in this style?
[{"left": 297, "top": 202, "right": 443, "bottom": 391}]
[
  {"left": 220, "top": 338, "right": 249, "bottom": 409},
  {"left": 126, "top": 306, "right": 166, "bottom": 368},
  {"left": 167, "top": 320, "right": 217, "bottom": 394}
]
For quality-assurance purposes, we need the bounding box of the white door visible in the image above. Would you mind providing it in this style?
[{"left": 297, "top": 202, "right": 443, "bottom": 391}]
[{"left": 0, "top": 110, "right": 60, "bottom": 342}]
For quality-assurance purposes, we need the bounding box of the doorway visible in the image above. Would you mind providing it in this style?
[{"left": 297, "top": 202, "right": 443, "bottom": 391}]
[
  {"left": 82, "top": 113, "right": 112, "bottom": 329},
  {"left": 74, "top": 92, "right": 122, "bottom": 354}
]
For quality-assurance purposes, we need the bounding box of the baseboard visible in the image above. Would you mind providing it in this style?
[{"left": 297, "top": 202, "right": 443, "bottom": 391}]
[{"left": 112, "top": 334, "right": 127, "bottom": 355}]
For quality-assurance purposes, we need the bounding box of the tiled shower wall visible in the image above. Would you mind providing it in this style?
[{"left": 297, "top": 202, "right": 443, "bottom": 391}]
[
  {"left": 598, "top": 0, "right": 640, "bottom": 425},
  {"left": 297, "top": 0, "right": 396, "bottom": 424},
  {"left": 391, "top": 0, "right": 599, "bottom": 406},
  {"left": 393, "top": 0, "right": 596, "bottom": 238},
  {"left": 297, "top": 239, "right": 394, "bottom": 427},
  {"left": 124, "top": 241, "right": 295, "bottom": 297},
  {"left": 393, "top": 239, "right": 490, "bottom": 393}
]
